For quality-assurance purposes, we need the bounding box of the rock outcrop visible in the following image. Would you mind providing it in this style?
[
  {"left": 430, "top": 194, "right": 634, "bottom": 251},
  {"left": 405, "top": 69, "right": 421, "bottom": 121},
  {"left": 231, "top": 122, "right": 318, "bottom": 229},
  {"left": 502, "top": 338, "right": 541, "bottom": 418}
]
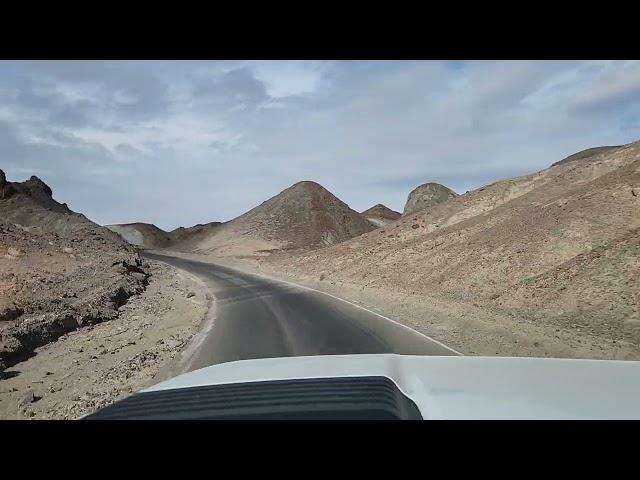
[
  {"left": 0, "top": 169, "right": 149, "bottom": 369},
  {"left": 403, "top": 182, "right": 458, "bottom": 215}
]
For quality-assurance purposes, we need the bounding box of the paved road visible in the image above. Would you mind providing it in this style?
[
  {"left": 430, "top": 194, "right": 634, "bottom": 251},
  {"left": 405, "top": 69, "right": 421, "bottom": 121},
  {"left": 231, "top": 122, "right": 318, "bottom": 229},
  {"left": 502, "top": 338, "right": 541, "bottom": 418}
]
[{"left": 144, "top": 252, "right": 458, "bottom": 372}]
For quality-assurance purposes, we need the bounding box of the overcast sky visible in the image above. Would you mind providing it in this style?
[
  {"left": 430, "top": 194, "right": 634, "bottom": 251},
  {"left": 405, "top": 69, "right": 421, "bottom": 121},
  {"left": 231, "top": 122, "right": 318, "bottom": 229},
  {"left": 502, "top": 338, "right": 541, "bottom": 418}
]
[{"left": 2, "top": 60, "right": 639, "bottom": 230}]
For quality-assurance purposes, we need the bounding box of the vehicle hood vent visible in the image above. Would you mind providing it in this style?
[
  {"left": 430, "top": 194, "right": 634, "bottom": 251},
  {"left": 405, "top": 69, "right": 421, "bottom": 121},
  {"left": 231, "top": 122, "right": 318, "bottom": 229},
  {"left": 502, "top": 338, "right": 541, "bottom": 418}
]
[{"left": 85, "top": 376, "right": 423, "bottom": 420}]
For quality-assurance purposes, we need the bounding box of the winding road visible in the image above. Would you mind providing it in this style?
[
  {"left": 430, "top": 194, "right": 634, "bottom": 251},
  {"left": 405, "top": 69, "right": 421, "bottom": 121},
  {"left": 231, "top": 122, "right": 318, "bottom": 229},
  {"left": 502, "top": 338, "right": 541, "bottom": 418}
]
[{"left": 144, "top": 251, "right": 459, "bottom": 373}]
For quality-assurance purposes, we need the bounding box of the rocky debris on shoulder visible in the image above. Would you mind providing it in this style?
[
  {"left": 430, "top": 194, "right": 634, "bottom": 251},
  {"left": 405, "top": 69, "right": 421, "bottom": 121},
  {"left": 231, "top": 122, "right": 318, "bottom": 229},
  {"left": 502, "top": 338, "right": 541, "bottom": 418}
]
[
  {"left": 403, "top": 182, "right": 458, "bottom": 215},
  {"left": 0, "top": 304, "right": 24, "bottom": 322},
  {"left": 6, "top": 247, "right": 23, "bottom": 257},
  {"left": 18, "top": 390, "right": 41, "bottom": 406},
  {"left": 59, "top": 334, "right": 195, "bottom": 419}
]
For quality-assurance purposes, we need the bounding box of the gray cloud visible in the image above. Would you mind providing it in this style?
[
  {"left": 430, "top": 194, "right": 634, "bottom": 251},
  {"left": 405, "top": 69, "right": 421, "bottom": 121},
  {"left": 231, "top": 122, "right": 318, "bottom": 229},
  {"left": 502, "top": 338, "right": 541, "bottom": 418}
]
[
  {"left": 194, "top": 67, "right": 268, "bottom": 106},
  {"left": 2, "top": 60, "right": 640, "bottom": 229}
]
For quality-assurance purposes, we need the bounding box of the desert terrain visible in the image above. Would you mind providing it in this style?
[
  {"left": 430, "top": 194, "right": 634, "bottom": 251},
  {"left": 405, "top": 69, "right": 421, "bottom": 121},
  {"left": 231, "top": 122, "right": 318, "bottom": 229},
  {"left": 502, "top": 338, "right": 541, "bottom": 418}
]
[
  {"left": 0, "top": 170, "right": 208, "bottom": 419},
  {"left": 3, "top": 140, "right": 640, "bottom": 419},
  {"left": 139, "top": 142, "right": 639, "bottom": 361}
]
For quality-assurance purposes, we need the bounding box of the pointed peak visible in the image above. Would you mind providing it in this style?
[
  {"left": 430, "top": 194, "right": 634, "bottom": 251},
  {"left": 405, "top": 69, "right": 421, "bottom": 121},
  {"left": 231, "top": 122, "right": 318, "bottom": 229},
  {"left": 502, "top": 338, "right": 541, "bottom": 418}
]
[{"left": 362, "top": 204, "right": 401, "bottom": 217}]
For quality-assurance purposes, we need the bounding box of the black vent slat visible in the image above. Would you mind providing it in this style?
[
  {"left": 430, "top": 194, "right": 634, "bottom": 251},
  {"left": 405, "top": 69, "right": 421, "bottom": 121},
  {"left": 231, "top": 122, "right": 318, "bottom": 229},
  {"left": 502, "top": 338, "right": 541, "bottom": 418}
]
[
  {"left": 105, "top": 383, "right": 398, "bottom": 408},
  {"left": 85, "top": 376, "right": 422, "bottom": 420},
  {"left": 97, "top": 392, "right": 401, "bottom": 414},
  {"left": 129, "top": 381, "right": 397, "bottom": 402},
  {"left": 140, "top": 376, "right": 396, "bottom": 398},
  {"left": 92, "top": 397, "right": 402, "bottom": 418}
]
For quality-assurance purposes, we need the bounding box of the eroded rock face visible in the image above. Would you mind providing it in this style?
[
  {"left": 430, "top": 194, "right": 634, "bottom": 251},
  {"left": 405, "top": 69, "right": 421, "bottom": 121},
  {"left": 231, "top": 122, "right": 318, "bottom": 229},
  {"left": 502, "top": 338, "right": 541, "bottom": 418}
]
[
  {"left": 0, "top": 171, "right": 65, "bottom": 211},
  {"left": 403, "top": 183, "right": 458, "bottom": 215},
  {"left": 23, "top": 176, "right": 53, "bottom": 198},
  {"left": 0, "top": 169, "right": 7, "bottom": 199}
]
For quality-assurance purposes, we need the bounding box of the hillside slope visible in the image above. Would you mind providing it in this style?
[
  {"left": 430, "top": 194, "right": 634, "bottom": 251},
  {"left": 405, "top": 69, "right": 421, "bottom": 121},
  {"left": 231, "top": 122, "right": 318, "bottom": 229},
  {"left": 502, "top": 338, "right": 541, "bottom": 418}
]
[
  {"left": 256, "top": 141, "right": 640, "bottom": 359},
  {"left": 551, "top": 145, "right": 622, "bottom": 167},
  {"left": 167, "top": 222, "right": 222, "bottom": 250},
  {"left": 0, "top": 170, "right": 149, "bottom": 369}
]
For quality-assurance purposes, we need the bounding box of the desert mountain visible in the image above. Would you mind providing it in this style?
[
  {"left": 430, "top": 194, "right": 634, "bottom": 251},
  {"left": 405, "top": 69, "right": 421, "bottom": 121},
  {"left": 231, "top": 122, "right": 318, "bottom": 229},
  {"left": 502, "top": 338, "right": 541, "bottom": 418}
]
[
  {"left": 0, "top": 169, "right": 148, "bottom": 369},
  {"left": 266, "top": 141, "right": 640, "bottom": 358},
  {"left": 172, "top": 181, "right": 375, "bottom": 257},
  {"left": 361, "top": 204, "right": 402, "bottom": 227},
  {"left": 403, "top": 182, "right": 458, "bottom": 215},
  {"left": 107, "top": 221, "right": 223, "bottom": 250},
  {"left": 106, "top": 223, "right": 174, "bottom": 249}
]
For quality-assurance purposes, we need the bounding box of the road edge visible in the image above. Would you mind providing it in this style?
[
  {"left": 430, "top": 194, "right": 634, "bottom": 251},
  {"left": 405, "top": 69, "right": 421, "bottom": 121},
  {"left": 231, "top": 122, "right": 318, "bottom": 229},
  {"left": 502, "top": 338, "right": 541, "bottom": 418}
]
[
  {"left": 145, "top": 254, "right": 219, "bottom": 383},
  {"left": 148, "top": 250, "right": 462, "bottom": 356}
]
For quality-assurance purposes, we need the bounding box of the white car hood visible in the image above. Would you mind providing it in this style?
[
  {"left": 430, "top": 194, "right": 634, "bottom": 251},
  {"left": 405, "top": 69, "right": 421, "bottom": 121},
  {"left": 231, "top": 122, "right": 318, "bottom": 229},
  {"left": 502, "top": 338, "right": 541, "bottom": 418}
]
[{"left": 144, "top": 354, "right": 640, "bottom": 420}]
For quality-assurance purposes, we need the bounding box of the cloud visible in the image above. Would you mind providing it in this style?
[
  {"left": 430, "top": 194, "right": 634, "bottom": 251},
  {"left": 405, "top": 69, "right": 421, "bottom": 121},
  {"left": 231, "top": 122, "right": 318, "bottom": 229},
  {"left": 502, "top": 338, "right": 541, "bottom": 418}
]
[
  {"left": 193, "top": 67, "right": 269, "bottom": 108},
  {"left": 2, "top": 60, "right": 640, "bottom": 230}
]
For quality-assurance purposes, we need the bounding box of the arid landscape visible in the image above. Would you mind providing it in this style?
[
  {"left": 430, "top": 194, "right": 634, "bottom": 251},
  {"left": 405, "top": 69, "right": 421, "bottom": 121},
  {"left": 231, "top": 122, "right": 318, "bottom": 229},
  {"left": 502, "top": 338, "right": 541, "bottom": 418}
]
[
  {"left": 0, "top": 170, "right": 208, "bottom": 418},
  {"left": 2, "top": 140, "right": 640, "bottom": 418},
  {"left": 118, "top": 141, "right": 639, "bottom": 361},
  {"left": 3, "top": 57, "right": 640, "bottom": 421}
]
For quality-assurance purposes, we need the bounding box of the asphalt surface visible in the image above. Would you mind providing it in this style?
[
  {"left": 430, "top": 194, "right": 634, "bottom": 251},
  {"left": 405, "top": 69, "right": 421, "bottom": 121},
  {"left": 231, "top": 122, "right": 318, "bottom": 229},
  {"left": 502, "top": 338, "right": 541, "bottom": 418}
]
[{"left": 144, "top": 252, "right": 458, "bottom": 372}]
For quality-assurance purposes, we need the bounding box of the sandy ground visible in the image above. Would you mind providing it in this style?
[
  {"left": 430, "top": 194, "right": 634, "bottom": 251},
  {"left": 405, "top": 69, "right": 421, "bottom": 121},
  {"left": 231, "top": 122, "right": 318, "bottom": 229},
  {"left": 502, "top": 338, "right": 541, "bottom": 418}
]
[{"left": 0, "top": 260, "right": 210, "bottom": 419}]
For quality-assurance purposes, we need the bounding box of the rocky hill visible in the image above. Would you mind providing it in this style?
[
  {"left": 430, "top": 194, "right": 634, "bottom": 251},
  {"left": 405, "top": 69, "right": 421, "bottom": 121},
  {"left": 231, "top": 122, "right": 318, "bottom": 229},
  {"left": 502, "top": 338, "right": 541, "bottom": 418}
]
[
  {"left": 361, "top": 204, "right": 401, "bottom": 227},
  {"left": 172, "top": 181, "right": 375, "bottom": 257},
  {"left": 0, "top": 169, "right": 149, "bottom": 370},
  {"left": 403, "top": 182, "right": 458, "bottom": 215},
  {"left": 255, "top": 141, "right": 640, "bottom": 360}
]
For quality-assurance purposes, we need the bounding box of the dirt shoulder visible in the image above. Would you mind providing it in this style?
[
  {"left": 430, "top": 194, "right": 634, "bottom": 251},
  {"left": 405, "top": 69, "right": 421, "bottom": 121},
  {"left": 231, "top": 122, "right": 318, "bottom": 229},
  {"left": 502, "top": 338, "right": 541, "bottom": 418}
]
[{"left": 0, "top": 260, "right": 210, "bottom": 419}]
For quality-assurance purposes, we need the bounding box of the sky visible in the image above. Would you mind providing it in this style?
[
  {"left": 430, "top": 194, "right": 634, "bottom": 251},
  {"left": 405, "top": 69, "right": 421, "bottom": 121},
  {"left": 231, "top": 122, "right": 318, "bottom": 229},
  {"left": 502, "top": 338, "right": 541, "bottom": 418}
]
[{"left": 1, "top": 60, "right": 640, "bottom": 230}]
